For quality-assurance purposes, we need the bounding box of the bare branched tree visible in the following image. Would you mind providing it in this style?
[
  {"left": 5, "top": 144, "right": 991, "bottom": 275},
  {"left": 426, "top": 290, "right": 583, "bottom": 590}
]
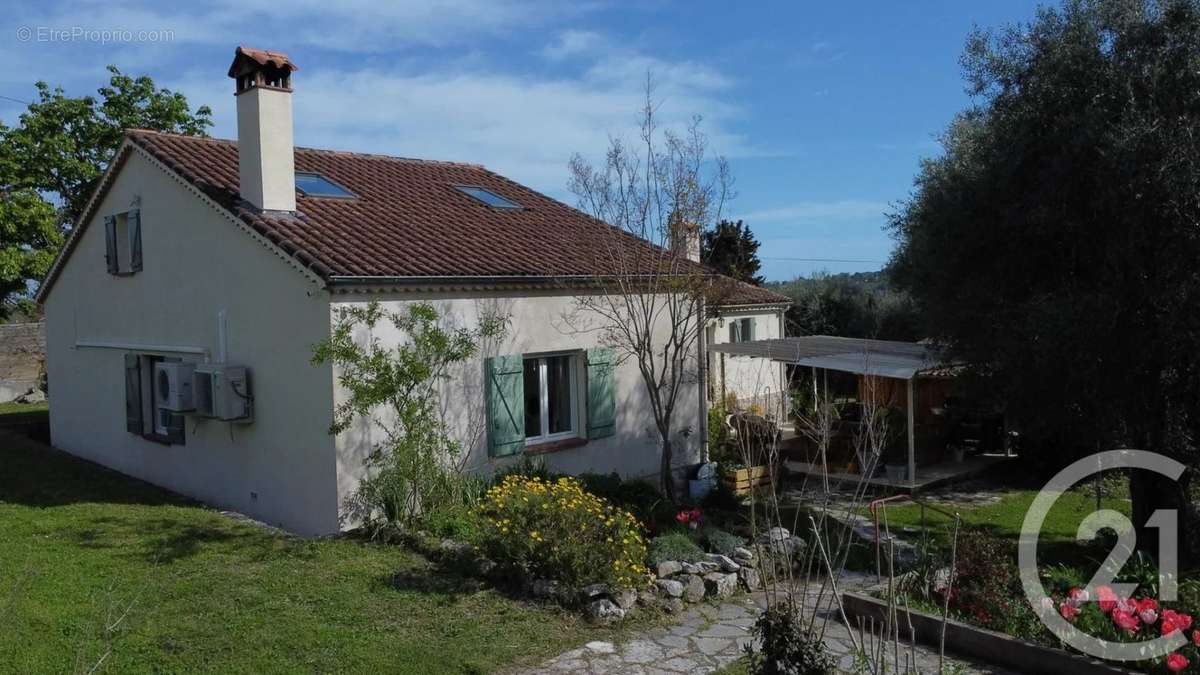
[{"left": 564, "top": 77, "right": 733, "bottom": 502}]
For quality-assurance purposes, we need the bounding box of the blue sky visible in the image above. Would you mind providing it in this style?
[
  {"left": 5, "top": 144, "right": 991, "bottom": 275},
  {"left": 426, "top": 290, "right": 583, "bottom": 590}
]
[{"left": 1, "top": 1, "right": 1044, "bottom": 281}]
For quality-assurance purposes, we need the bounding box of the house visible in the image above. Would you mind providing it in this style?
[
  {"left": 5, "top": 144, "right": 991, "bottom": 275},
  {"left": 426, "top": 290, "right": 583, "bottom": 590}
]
[
  {"left": 36, "top": 46, "right": 767, "bottom": 535},
  {"left": 704, "top": 281, "right": 792, "bottom": 417}
]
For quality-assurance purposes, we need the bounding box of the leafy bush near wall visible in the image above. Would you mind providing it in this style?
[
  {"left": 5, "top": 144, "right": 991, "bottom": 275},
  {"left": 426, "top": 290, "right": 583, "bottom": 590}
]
[
  {"left": 423, "top": 503, "right": 482, "bottom": 542},
  {"left": 702, "top": 527, "right": 746, "bottom": 556},
  {"left": 944, "top": 530, "right": 1030, "bottom": 634},
  {"left": 577, "top": 472, "right": 669, "bottom": 527},
  {"left": 312, "top": 300, "right": 506, "bottom": 537},
  {"left": 648, "top": 532, "right": 706, "bottom": 565},
  {"left": 475, "top": 475, "right": 650, "bottom": 589},
  {"left": 708, "top": 404, "right": 731, "bottom": 460}
]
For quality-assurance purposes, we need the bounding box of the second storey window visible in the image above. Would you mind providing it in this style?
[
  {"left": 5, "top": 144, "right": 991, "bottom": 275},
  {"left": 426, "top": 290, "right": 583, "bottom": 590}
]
[
  {"left": 104, "top": 209, "right": 143, "bottom": 276},
  {"left": 523, "top": 353, "right": 577, "bottom": 443}
]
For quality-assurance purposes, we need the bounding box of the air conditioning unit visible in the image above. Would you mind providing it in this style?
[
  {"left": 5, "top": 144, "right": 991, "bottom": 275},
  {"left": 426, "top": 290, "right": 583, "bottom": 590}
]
[
  {"left": 155, "top": 362, "right": 195, "bottom": 411},
  {"left": 192, "top": 364, "right": 252, "bottom": 422}
]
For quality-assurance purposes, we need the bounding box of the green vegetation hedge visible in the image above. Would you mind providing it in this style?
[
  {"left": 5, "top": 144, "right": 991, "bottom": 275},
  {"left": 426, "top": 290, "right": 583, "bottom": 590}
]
[
  {"left": 648, "top": 532, "right": 706, "bottom": 566},
  {"left": 475, "top": 475, "right": 650, "bottom": 588},
  {"left": 701, "top": 528, "right": 746, "bottom": 556}
]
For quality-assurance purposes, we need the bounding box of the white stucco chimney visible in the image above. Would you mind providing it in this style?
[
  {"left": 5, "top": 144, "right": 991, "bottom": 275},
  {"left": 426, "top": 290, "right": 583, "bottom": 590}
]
[
  {"left": 228, "top": 46, "right": 298, "bottom": 212},
  {"left": 670, "top": 220, "right": 701, "bottom": 262}
]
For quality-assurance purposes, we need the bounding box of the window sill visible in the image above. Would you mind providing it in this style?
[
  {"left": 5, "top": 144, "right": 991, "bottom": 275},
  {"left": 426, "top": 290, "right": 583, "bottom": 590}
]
[{"left": 524, "top": 436, "right": 587, "bottom": 456}]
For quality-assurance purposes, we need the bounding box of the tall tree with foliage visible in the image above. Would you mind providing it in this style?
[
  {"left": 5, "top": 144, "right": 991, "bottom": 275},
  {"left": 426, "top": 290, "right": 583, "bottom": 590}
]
[
  {"left": 781, "top": 271, "right": 919, "bottom": 341},
  {"left": 702, "top": 219, "right": 764, "bottom": 285},
  {"left": 0, "top": 66, "right": 211, "bottom": 319},
  {"left": 889, "top": 0, "right": 1200, "bottom": 562}
]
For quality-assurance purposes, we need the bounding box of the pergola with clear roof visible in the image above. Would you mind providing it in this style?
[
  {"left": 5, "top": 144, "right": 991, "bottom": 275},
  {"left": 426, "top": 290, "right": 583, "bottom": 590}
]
[{"left": 709, "top": 335, "right": 947, "bottom": 485}]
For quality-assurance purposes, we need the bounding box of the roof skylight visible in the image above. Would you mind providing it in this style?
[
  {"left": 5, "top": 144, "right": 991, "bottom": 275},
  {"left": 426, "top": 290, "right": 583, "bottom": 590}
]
[
  {"left": 455, "top": 185, "right": 520, "bottom": 209},
  {"left": 295, "top": 172, "right": 355, "bottom": 198}
]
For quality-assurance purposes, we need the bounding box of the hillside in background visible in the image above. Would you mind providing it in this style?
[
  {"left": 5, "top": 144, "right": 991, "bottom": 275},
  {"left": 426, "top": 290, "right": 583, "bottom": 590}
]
[{"left": 768, "top": 270, "right": 921, "bottom": 342}]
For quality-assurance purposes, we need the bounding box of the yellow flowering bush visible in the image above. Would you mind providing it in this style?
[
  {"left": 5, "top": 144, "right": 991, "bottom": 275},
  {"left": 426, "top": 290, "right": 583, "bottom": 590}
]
[{"left": 475, "top": 475, "right": 651, "bottom": 589}]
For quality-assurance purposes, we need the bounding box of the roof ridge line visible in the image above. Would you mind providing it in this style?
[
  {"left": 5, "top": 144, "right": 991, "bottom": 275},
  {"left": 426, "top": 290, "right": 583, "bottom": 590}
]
[{"left": 123, "top": 129, "right": 483, "bottom": 168}]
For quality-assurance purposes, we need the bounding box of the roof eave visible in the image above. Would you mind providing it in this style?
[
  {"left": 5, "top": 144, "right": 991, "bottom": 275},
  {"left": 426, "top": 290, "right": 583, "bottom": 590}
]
[{"left": 36, "top": 139, "right": 138, "bottom": 304}]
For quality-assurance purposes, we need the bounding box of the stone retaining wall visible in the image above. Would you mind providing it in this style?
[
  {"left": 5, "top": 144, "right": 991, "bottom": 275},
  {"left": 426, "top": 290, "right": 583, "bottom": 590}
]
[{"left": 0, "top": 322, "right": 45, "bottom": 402}]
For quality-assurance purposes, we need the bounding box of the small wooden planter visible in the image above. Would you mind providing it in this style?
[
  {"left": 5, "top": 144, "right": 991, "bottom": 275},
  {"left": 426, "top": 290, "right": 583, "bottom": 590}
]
[{"left": 723, "top": 465, "right": 773, "bottom": 495}]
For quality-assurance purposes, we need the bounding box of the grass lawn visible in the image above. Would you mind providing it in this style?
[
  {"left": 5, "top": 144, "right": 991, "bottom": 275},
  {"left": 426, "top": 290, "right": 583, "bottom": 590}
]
[
  {"left": 0, "top": 431, "right": 650, "bottom": 673},
  {"left": 873, "top": 483, "right": 1133, "bottom": 567},
  {"left": 0, "top": 400, "right": 48, "bottom": 417}
]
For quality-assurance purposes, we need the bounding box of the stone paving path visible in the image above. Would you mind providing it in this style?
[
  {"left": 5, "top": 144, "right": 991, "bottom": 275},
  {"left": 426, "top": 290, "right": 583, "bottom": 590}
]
[{"left": 520, "top": 572, "right": 1018, "bottom": 674}]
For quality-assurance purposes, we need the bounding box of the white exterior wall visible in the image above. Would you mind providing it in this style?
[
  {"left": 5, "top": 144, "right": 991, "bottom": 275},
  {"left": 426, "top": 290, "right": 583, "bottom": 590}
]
[
  {"left": 709, "top": 307, "right": 789, "bottom": 415},
  {"left": 43, "top": 149, "right": 340, "bottom": 535},
  {"left": 330, "top": 291, "right": 704, "bottom": 506}
]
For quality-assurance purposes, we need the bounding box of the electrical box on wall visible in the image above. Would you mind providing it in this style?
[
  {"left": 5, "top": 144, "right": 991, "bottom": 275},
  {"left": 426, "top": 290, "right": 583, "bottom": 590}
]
[
  {"left": 155, "top": 362, "right": 195, "bottom": 411},
  {"left": 192, "top": 364, "right": 252, "bottom": 422}
]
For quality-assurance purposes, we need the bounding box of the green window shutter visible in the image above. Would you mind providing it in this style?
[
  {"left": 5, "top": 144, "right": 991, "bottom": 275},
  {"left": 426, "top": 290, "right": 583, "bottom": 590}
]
[
  {"left": 486, "top": 354, "right": 525, "bottom": 456},
  {"left": 746, "top": 318, "right": 755, "bottom": 341},
  {"left": 124, "top": 354, "right": 142, "bottom": 433},
  {"left": 104, "top": 215, "right": 119, "bottom": 274},
  {"left": 128, "top": 208, "right": 143, "bottom": 273},
  {"left": 585, "top": 348, "right": 616, "bottom": 440}
]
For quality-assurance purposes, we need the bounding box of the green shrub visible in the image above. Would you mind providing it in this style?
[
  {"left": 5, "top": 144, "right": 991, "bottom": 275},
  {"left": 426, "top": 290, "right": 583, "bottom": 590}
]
[
  {"left": 702, "top": 527, "right": 745, "bottom": 556},
  {"left": 475, "top": 475, "right": 649, "bottom": 588},
  {"left": 423, "top": 503, "right": 482, "bottom": 542},
  {"left": 491, "top": 455, "right": 557, "bottom": 486},
  {"left": 312, "top": 300, "right": 505, "bottom": 537},
  {"left": 945, "top": 530, "right": 1040, "bottom": 638},
  {"left": 708, "top": 405, "right": 731, "bottom": 460},
  {"left": 648, "top": 532, "right": 706, "bottom": 565},
  {"left": 746, "top": 606, "right": 834, "bottom": 675},
  {"left": 577, "top": 472, "right": 667, "bottom": 525}
]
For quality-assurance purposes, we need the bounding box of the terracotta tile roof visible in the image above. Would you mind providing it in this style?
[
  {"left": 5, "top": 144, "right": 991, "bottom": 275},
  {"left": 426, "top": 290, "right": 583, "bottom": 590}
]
[
  {"left": 227, "top": 46, "right": 297, "bottom": 76},
  {"left": 707, "top": 277, "right": 792, "bottom": 308},
  {"left": 120, "top": 130, "right": 707, "bottom": 283}
]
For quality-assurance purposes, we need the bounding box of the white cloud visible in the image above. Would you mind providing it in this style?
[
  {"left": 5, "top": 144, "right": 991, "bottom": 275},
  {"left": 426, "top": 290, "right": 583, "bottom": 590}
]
[
  {"left": 163, "top": 41, "right": 751, "bottom": 199},
  {"left": 3, "top": 3, "right": 755, "bottom": 201},
  {"left": 541, "top": 30, "right": 606, "bottom": 61},
  {"left": 11, "top": 0, "right": 596, "bottom": 52}
]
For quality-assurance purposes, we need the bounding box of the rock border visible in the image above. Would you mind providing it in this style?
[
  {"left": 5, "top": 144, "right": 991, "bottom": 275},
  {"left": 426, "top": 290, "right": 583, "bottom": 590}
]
[{"left": 431, "top": 524, "right": 803, "bottom": 627}]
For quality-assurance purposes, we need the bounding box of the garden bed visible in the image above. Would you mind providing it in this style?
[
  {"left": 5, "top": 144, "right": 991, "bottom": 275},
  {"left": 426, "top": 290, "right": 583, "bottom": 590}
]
[{"left": 841, "top": 591, "right": 1134, "bottom": 675}]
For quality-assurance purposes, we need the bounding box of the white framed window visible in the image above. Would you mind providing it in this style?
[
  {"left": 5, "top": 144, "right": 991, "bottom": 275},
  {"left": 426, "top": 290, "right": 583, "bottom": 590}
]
[
  {"left": 729, "top": 317, "right": 755, "bottom": 343},
  {"left": 522, "top": 353, "right": 579, "bottom": 444}
]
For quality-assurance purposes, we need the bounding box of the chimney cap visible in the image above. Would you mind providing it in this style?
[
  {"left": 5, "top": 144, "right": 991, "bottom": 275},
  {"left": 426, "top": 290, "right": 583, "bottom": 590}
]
[
  {"left": 228, "top": 46, "right": 298, "bottom": 78},
  {"left": 229, "top": 46, "right": 299, "bottom": 94}
]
